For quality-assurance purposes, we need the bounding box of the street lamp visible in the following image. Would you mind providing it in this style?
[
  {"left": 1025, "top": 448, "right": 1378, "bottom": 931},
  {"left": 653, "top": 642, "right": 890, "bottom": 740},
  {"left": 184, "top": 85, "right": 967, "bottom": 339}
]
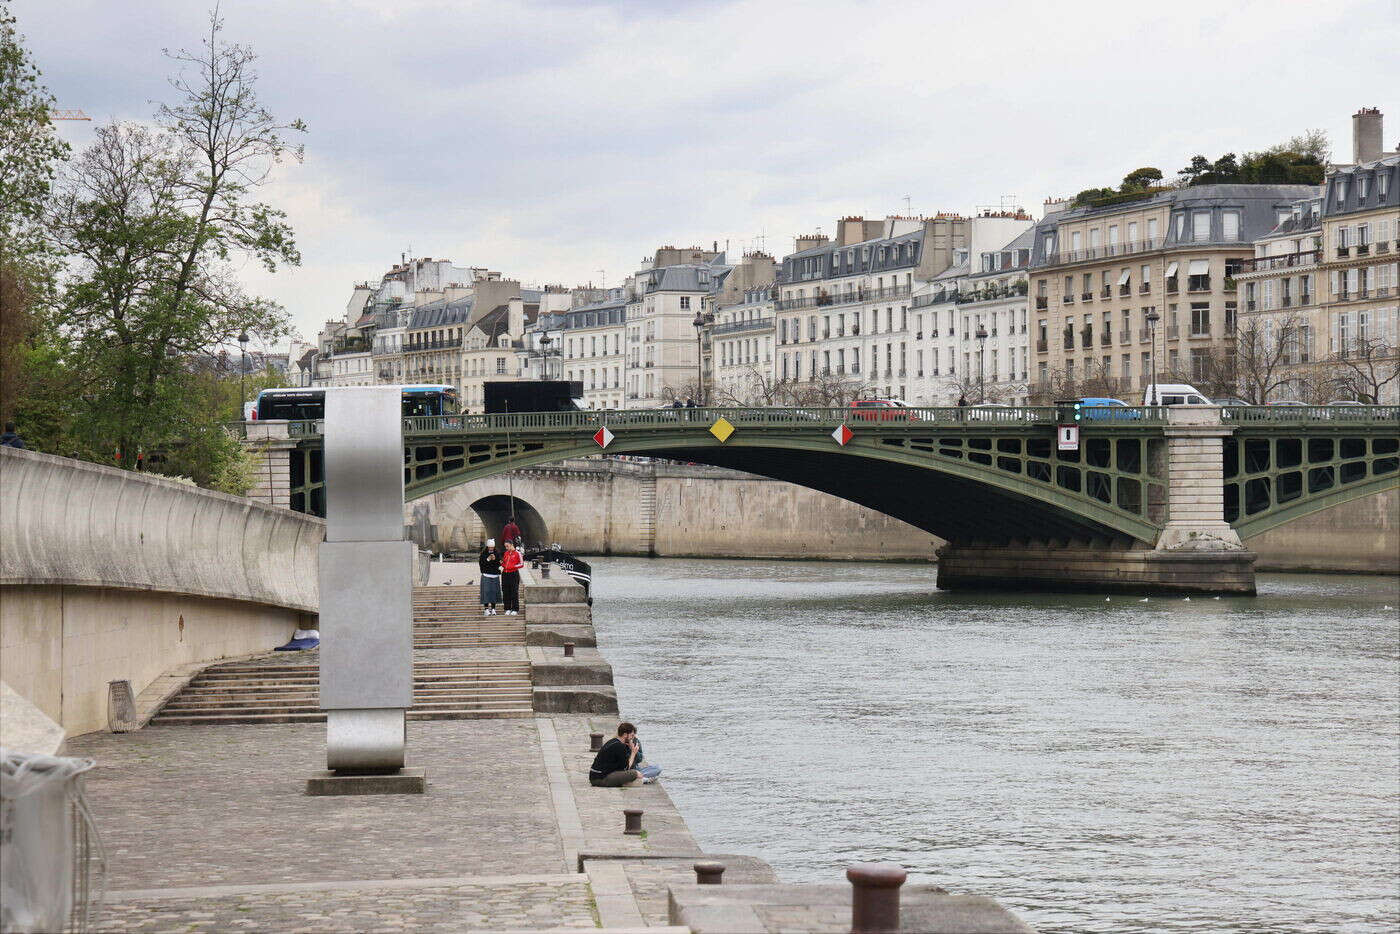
[
  {"left": 538, "top": 335, "right": 552, "bottom": 380},
  {"left": 1145, "top": 308, "right": 1161, "bottom": 404},
  {"left": 237, "top": 330, "right": 250, "bottom": 418},
  {"left": 975, "top": 323, "right": 988, "bottom": 403},
  {"left": 692, "top": 312, "right": 707, "bottom": 405}
]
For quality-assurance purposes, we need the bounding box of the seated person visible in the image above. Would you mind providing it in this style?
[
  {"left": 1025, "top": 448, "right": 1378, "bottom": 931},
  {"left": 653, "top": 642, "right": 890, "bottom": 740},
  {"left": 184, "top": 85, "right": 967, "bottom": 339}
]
[
  {"left": 589, "top": 722, "right": 643, "bottom": 787},
  {"left": 632, "top": 740, "right": 661, "bottom": 783}
]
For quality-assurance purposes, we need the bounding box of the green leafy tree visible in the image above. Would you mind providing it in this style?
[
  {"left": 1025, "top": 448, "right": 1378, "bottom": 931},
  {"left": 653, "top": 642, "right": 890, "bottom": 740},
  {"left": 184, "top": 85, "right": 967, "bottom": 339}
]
[
  {"left": 1120, "top": 167, "right": 1162, "bottom": 191},
  {"left": 0, "top": 3, "right": 70, "bottom": 428},
  {"left": 48, "top": 10, "right": 303, "bottom": 468},
  {"left": 1178, "top": 155, "right": 1211, "bottom": 184}
]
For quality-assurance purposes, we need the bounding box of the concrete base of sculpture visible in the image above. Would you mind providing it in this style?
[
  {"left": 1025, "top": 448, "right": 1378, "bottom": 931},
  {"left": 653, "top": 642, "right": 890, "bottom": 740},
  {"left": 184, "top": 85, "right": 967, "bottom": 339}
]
[{"left": 305, "top": 768, "right": 427, "bottom": 796}]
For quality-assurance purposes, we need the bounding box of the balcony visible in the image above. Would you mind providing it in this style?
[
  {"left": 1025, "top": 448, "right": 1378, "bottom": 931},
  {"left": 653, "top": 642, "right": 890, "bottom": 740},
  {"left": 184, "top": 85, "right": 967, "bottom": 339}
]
[
  {"left": 1063, "top": 295, "right": 1074, "bottom": 304},
  {"left": 1187, "top": 277, "right": 1211, "bottom": 293},
  {"left": 1246, "top": 300, "right": 1257, "bottom": 311},
  {"left": 1166, "top": 279, "right": 1179, "bottom": 295},
  {"left": 1036, "top": 339, "right": 1048, "bottom": 353},
  {"left": 780, "top": 284, "right": 912, "bottom": 311},
  {"left": 1300, "top": 292, "right": 1312, "bottom": 305},
  {"left": 1100, "top": 286, "right": 1112, "bottom": 299},
  {"left": 1166, "top": 326, "right": 1179, "bottom": 339},
  {"left": 1119, "top": 285, "right": 1132, "bottom": 297},
  {"left": 1337, "top": 246, "right": 1350, "bottom": 258},
  {"left": 711, "top": 317, "right": 774, "bottom": 335},
  {"left": 1081, "top": 291, "right": 1093, "bottom": 302},
  {"left": 1119, "top": 329, "right": 1131, "bottom": 344},
  {"left": 1080, "top": 329, "right": 1093, "bottom": 348},
  {"left": 1139, "top": 327, "right": 1152, "bottom": 341},
  {"left": 1281, "top": 296, "right": 1292, "bottom": 308},
  {"left": 1239, "top": 250, "right": 1319, "bottom": 273},
  {"left": 1036, "top": 296, "right": 1049, "bottom": 309},
  {"left": 1378, "top": 242, "right": 1392, "bottom": 253},
  {"left": 1062, "top": 333, "right": 1074, "bottom": 350},
  {"left": 1043, "top": 236, "right": 1167, "bottom": 266},
  {"left": 1139, "top": 282, "right": 1151, "bottom": 294},
  {"left": 1100, "top": 331, "right": 1112, "bottom": 346},
  {"left": 1357, "top": 243, "right": 1370, "bottom": 256}
]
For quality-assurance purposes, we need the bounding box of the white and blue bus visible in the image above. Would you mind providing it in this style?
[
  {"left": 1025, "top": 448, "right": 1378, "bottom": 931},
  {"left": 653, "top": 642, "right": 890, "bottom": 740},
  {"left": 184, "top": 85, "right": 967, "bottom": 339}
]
[{"left": 252, "top": 385, "right": 460, "bottom": 421}]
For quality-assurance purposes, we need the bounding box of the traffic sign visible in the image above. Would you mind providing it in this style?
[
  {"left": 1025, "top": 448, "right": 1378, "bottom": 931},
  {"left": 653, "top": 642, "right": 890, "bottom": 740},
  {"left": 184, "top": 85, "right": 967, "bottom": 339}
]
[
  {"left": 593, "top": 426, "right": 614, "bottom": 448},
  {"left": 1057, "top": 424, "right": 1079, "bottom": 451}
]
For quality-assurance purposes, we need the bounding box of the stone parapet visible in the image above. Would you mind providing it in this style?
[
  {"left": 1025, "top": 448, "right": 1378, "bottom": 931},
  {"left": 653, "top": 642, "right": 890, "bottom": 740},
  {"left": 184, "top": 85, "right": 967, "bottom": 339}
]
[{"left": 1, "top": 447, "right": 322, "bottom": 611}]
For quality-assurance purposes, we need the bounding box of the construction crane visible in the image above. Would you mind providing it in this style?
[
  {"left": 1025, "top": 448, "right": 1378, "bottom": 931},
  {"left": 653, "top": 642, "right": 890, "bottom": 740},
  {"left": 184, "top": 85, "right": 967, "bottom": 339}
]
[{"left": 49, "top": 108, "right": 91, "bottom": 121}]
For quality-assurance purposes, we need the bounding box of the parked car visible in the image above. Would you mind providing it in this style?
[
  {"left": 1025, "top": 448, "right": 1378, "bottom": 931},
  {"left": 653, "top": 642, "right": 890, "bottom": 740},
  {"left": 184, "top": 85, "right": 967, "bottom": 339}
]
[
  {"left": 1142, "top": 383, "right": 1211, "bottom": 406},
  {"left": 851, "top": 399, "right": 915, "bottom": 421},
  {"left": 1076, "top": 397, "right": 1141, "bottom": 421}
]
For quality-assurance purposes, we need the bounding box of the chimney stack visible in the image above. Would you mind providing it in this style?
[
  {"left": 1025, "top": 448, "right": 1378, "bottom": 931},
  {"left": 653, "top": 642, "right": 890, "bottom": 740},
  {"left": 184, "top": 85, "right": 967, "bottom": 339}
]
[{"left": 1353, "top": 107, "right": 1383, "bottom": 164}]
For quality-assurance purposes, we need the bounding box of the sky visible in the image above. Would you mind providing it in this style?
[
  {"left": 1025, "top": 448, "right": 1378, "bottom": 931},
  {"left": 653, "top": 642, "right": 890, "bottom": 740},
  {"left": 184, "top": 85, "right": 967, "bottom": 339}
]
[{"left": 16, "top": 0, "right": 1400, "bottom": 350}]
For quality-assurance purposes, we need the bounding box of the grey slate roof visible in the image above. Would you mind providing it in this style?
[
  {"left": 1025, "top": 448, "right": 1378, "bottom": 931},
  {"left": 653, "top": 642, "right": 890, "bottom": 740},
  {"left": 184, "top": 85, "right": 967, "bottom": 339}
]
[
  {"left": 407, "top": 296, "right": 474, "bottom": 330},
  {"left": 1325, "top": 155, "right": 1399, "bottom": 218},
  {"left": 1029, "top": 183, "right": 1321, "bottom": 268}
]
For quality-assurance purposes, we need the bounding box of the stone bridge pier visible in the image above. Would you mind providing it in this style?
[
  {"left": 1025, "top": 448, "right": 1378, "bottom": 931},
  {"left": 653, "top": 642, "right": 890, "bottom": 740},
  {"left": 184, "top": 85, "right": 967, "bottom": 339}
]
[{"left": 937, "top": 408, "right": 1256, "bottom": 595}]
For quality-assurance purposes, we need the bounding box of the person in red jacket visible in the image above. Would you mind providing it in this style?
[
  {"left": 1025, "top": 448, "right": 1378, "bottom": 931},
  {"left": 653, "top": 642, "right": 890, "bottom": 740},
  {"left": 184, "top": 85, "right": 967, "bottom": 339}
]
[
  {"left": 500, "top": 540, "right": 524, "bottom": 615},
  {"left": 501, "top": 516, "right": 521, "bottom": 546}
]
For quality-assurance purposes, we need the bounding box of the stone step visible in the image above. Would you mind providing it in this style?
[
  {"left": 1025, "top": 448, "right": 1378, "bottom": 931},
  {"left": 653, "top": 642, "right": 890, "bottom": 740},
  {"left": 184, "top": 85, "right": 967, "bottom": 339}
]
[
  {"left": 162, "top": 697, "right": 534, "bottom": 716},
  {"left": 150, "top": 707, "right": 535, "bottom": 725},
  {"left": 176, "top": 683, "right": 532, "bottom": 701}
]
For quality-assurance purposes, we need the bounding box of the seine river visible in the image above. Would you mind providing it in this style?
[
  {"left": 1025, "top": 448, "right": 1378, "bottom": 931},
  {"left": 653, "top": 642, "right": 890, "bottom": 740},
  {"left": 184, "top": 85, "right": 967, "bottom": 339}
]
[{"left": 586, "top": 557, "right": 1399, "bottom": 933}]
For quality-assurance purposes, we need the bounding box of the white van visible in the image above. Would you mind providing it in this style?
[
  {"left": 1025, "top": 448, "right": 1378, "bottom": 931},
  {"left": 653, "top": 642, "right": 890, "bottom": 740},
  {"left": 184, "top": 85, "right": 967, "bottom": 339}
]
[{"left": 1143, "top": 383, "right": 1211, "bottom": 406}]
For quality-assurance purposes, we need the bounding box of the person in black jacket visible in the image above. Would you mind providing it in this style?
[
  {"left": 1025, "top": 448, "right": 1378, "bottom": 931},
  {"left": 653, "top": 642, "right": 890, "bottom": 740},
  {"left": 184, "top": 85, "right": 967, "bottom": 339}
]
[
  {"left": 588, "top": 722, "right": 641, "bottom": 787},
  {"left": 478, "top": 540, "right": 501, "bottom": 615},
  {"left": 0, "top": 423, "right": 24, "bottom": 449}
]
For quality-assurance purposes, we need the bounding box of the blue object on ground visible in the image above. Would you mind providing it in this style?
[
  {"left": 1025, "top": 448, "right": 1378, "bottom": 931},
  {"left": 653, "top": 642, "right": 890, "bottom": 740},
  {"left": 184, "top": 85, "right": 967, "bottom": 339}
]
[
  {"left": 274, "top": 636, "right": 320, "bottom": 651},
  {"left": 638, "top": 764, "right": 661, "bottom": 780}
]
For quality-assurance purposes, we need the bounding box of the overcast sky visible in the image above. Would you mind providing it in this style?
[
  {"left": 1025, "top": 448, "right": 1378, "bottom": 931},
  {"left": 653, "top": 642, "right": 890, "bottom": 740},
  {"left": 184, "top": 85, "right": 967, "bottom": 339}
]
[{"left": 16, "top": 0, "right": 1400, "bottom": 349}]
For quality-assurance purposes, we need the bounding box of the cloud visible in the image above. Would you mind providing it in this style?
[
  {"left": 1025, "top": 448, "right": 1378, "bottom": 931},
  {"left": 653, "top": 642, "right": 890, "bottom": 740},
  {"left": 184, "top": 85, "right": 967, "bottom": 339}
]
[{"left": 17, "top": 0, "right": 1400, "bottom": 345}]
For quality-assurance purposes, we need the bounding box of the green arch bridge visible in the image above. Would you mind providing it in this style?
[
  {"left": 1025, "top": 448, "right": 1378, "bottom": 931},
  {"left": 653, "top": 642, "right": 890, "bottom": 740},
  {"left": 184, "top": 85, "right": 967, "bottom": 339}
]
[{"left": 245, "top": 404, "right": 1398, "bottom": 595}]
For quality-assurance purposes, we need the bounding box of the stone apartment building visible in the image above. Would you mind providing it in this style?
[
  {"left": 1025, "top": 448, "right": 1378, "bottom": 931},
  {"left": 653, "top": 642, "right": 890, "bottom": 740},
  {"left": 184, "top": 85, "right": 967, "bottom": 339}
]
[
  {"left": 1028, "top": 183, "right": 1318, "bottom": 398},
  {"left": 555, "top": 291, "right": 628, "bottom": 410},
  {"left": 710, "top": 285, "right": 776, "bottom": 404},
  {"left": 774, "top": 215, "right": 968, "bottom": 402},
  {"left": 1319, "top": 146, "right": 1399, "bottom": 403},
  {"left": 625, "top": 247, "right": 731, "bottom": 405},
  {"left": 908, "top": 214, "right": 1035, "bottom": 405}
]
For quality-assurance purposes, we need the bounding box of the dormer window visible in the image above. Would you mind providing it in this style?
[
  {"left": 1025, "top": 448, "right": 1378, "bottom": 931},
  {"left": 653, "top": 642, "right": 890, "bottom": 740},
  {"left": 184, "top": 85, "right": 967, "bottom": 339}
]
[
  {"left": 1335, "top": 177, "right": 1348, "bottom": 203},
  {"left": 1358, "top": 176, "right": 1369, "bottom": 200}
]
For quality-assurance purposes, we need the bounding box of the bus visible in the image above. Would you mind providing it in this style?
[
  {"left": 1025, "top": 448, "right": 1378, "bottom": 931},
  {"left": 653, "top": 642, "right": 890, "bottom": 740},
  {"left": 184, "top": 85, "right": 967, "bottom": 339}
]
[{"left": 252, "top": 385, "right": 461, "bottom": 420}]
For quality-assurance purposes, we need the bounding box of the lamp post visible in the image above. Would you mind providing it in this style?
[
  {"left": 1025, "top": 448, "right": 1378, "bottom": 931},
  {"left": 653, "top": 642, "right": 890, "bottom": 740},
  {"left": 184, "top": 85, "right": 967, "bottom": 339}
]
[
  {"left": 692, "top": 312, "right": 707, "bottom": 405},
  {"left": 975, "top": 323, "right": 988, "bottom": 403},
  {"left": 538, "top": 335, "right": 552, "bottom": 380},
  {"left": 1145, "top": 308, "right": 1160, "bottom": 404},
  {"left": 237, "top": 330, "right": 250, "bottom": 418}
]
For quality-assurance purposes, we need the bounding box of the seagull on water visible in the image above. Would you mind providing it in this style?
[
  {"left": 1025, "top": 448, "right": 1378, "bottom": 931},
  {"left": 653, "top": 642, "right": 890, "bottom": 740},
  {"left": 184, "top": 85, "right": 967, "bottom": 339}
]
[
  {"left": 1182, "top": 597, "right": 1191, "bottom": 602},
  {"left": 1138, "top": 598, "right": 1149, "bottom": 603}
]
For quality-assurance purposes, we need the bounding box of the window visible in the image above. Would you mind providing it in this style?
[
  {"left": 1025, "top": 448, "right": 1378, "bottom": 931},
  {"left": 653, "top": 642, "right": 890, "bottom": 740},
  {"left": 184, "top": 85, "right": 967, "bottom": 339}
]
[
  {"left": 1175, "top": 214, "right": 1185, "bottom": 239},
  {"left": 1335, "top": 177, "right": 1348, "bottom": 204},
  {"left": 1188, "top": 259, "right": 1210, "bottom": 291},
  {"left": 1192, "top": 211, "right": 1211, "bottom": 241},
  {"left": 1147, "top": 217, "right": 1159, "bottom": 241},
  {"left": 1071, "top": 231, "right": 1082, "bottom": 252},
  {"left": 1108, "top": 225, "right": 1120, "bottom": 246},
  {"left": 1141, "top": 264, "right": 1151, "bottom": 292},
  {"left": 496, "top": 357, "right": 506, "bottom": 374},
  {"left": 1190, "top": 303, "right": 1210, "bottom": 336},
  {"left": 1222, "top": 212, "right": 1240, "bottom": 241},
  {"left": 1224, "top": 301, "right": 1237, "bottom": 333},
  {"left": 680, "top": 296, "right": 691, "bottom": 309},
  {"left": 1128, "top": 221, "right": 1138, "bottom": 243},
  {"left": 1089, "top": 228, "right": 1102, "bottom": 250},
  {"left": 1379, "top": 172, "right": 1390, "bottom": 198},
  {"left": 1359, "top": 176, "right": 1369, "bottom": 200},
  {"left": 1122, "top": 355, "right": 1132, "bottom": 381}
]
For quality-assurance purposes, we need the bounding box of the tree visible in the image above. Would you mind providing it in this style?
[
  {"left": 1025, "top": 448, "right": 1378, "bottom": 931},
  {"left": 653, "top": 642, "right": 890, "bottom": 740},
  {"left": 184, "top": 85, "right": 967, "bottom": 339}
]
[
  {"left": 1071, "top": 187, "right": 1115, "bottom": 207},
  {"left": 1120, "top": 167, "right": 1162, "bottom": 191},
  {"left": 1233, "top": 314, "right": 1307, "bottom": 403},
  {"left": 1329, "top": 336, "right": 1399, "bottom": 404},
  {"left": 1178, "top": 155, "right": 1212, "bottom": 184},
  {"left": 0, "top": 4, "right": 70, "bottom": 427},
  {"left": 48, "top": 10, "right": 303, "bottom": 467}
]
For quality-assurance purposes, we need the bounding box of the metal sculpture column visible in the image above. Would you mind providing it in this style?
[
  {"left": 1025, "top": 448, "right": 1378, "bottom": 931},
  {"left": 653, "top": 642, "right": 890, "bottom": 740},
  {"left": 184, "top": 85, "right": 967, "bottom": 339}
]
[{"left": 306, "top": 387, "right": 425, "bottom": 794}]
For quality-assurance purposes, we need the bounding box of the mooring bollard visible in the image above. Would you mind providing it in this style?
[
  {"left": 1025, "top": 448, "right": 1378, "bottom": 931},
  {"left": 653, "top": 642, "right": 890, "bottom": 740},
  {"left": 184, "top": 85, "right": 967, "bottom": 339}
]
[
  {"left": 589, "top": 732, "right": 604, "bottom": 751},
  {"left": 540, "top": 564, "right": 551, "bottom": 578},
  {"left": 693, "top": 861, "right": 725, "bottom": 885},
  {"left": 563, "top": 642, "right": 575, "bottom": 657},
  {"left": 623, "top": 808, "right": 644, "bottom": 835},
  {"left": 847, "top": 862, "right": 907, "bottom": 934}
]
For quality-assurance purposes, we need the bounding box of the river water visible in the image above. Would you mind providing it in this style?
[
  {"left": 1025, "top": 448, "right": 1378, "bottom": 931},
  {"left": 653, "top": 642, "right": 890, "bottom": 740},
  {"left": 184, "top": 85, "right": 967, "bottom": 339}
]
[{"left": 585, "top": 558, "right": 1399, "bottom": 933}]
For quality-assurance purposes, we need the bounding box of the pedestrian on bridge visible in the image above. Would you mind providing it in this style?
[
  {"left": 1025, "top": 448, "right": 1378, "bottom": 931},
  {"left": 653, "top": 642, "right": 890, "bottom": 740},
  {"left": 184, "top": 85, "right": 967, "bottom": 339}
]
[
  {"left": 479, "top": 540, "right": 502, "bottom": 615},
  {"left": 0, "top": 422, "right": 24, "bottom": 449},
  {"left": 501, "top": 540, "right": 524, "bottom": 615}
]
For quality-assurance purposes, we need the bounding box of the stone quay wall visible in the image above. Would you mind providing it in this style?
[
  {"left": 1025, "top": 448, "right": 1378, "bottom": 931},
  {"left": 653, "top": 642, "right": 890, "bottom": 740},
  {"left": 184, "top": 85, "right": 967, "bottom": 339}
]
[{"left": 1, "top": 447, "right": 322, "bottom": 736}]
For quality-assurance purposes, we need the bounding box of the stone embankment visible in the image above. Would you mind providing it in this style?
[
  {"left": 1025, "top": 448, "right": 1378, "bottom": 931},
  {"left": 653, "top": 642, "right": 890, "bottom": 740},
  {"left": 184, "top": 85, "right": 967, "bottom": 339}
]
[{"left": 57, "top": 562, "right": 1035, "bottom": 932}]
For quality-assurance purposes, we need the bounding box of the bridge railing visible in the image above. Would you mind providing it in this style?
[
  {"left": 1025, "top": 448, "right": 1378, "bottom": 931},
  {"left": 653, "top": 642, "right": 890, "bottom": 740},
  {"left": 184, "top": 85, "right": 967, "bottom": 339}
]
[
  {"left": 400, "top": 405, "right": 1170, "bottom": 434},
  {"left": 235, "top": 405, "right": 1396, "bottom": 440},
  {"left": 1219, "top": 404, "right": 1400, "bottom": 425}
]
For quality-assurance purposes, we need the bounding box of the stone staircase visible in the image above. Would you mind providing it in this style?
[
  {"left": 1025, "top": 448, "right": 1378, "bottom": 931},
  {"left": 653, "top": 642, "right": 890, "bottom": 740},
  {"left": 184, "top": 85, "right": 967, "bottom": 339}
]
[
  {"left": 413, "top": 585, "right": 525, "bottom": 648},
  {"left": 150, "top": 584, "right": 534, "bottom": 726},
  {"left": 637, "top": 473, "right": 657, "bottom": 556}
]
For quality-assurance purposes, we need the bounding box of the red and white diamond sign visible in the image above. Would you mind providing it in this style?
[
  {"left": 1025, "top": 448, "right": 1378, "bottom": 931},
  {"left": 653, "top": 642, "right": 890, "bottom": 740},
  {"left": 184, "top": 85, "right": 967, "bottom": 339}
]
[
  {"left": 831, "top": 424, "right": 853, "bottom": 446},
  {"left": 593, "top": 426, "right": 615, "bottom": 448}
]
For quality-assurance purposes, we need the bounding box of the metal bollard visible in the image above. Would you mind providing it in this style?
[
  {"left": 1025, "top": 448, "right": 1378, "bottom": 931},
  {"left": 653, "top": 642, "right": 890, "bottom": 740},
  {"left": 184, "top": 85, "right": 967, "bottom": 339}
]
[
  {"left": 589, "top": 732, "right": 604, "bottom": 751},
  {"left": 693, "top": 861, "right": 725, "bottom": 885},
  {"left": 540, "top": 564, "right": 551, "bottom": 578},
  {"left": 847, "top": 862, "right": 907, "bottom": 934},
  {"left": 623, "top": 808, "right": 644, "bottom": 835},
  {"left": 564, "top": 642, "right": 575, "bottom": 657}
]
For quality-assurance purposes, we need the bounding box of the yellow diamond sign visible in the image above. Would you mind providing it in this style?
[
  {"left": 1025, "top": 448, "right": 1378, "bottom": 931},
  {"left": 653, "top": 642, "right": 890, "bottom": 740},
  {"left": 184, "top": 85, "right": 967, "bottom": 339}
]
[{"left": 709, "top": 417, "right": 735, "bottom": 442}]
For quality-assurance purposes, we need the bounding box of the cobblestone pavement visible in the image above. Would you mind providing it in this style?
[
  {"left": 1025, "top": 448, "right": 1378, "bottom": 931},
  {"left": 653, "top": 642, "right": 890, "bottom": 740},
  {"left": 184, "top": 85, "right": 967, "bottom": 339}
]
[
  {"left": 612, "top": 856, "right": 778, "bottom": 926},
  {"left": 65, "top": 719, "right": 564, "bottom": 888},
  {"left": 98, "top": 877, "right": 597, "bottom": 932}
]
